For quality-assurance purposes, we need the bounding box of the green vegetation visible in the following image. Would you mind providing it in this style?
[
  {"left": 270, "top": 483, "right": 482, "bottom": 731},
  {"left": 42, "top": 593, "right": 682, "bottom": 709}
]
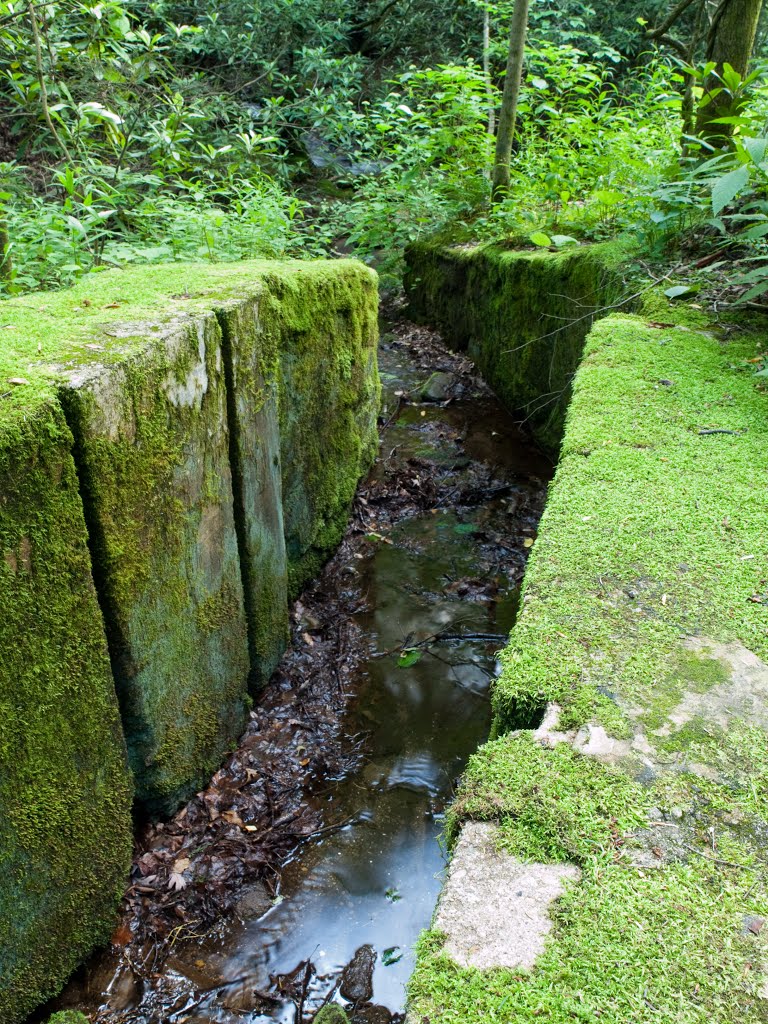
[
  {"left": 0, "top": 1, "right": 767, "bottom": 291},
  {"left": 4, "top": 1, "right": 768, "bottom": 1022},
  {"left": 412, "top": 855, "right": 767, "bottom": 1023}
]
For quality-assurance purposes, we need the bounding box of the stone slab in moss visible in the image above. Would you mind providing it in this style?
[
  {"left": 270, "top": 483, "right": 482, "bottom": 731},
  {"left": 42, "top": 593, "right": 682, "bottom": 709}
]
[
  {"left": 0, "top": 401, "right": 132, "bottom": 1024},
  {"left": 406, "top": 307, "right": 768, "bottom": 1023},
  {"left": 403, "top": 241, "right": 626, "bottom": 453},
  {"left": 60, "top": 310, "right": 250, "bottom": 816}
]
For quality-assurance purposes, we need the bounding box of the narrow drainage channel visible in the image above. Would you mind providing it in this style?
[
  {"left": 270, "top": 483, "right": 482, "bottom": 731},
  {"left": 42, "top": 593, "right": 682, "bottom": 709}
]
[{"left": 42, "top": 307, "right": 552, "bottom": 1024}]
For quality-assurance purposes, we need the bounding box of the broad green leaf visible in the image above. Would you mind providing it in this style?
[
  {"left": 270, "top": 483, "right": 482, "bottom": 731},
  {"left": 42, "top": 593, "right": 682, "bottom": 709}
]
[
  {"left": 529, "top": 231, "right": 551, "bottom": 247},
  {"left": 712, "top": 164, "right": 749, "bottom": 215},
  {"left": 551, "top": 235, "right": 578, "bottom": 247},
  {"left": 664, "top": 284, "right": 695, "bottom": 299},
  {"left": 742, "top": 223, "right": 768, "bottom": 240},
  {"left": 398, "top": 649, "right": 422, "bottom": 668},
  {"left": 742, "top": 137, "right": 768, "bottom": 166}
]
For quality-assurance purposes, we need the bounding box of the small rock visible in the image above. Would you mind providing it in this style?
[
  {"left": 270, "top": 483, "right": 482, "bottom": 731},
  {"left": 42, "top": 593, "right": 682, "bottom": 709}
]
[
  {"left": 670, "top": 806, "right": 684, "bottom": 820},
  {"left": 419, "top": 371, "right": 454, "bottom": 402},
  {"left": 353, "top": 1005, "right": 392, "bottom": 1024},
  {"left": 234, "top": 881, "right": 273, "bottom": 918},
  {"left": 340, "top": 944, "right": 376, "bottom": 1003}
]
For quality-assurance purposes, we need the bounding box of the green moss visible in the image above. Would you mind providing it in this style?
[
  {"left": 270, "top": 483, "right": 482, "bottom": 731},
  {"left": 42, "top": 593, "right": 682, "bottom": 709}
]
[
  {"left": 314, "top": 1006, "right": 350, "bottom": 1024},
  {"left": 0, "top": 402, "right": 132, "bottom": 1024},
  {"left": 46, "top": 1013, "right": 90, "bottom": 1024},
  {"left": 0, "top": 257, "right": 381, "bottom": 1019},
  {"left": 404, "top": 241, "right": 630, "bottom": 453},
  {"left": 449, "top": 734, "right": 649, "bottom": 864},
  {"left": 493, "top": 312, "right": 768, "bottom": 737},
  {"left": 62, "top": 312, "right": 250, "bottom": 815},
  {"left": 270, "top": 263, "right": 380, "bottom": 598}
]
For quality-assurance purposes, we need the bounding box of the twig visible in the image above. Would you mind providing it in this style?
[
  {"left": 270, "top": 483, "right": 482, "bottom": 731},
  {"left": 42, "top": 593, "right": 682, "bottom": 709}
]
[
  {"left": 697, "top": 428, "right": 744, "bottom": 436},
  {"left": 682, "top": 843, "right": 757, "bottom": 871},
  {"left": 27, "top": 2, "right": 74, "bottom": 164}
]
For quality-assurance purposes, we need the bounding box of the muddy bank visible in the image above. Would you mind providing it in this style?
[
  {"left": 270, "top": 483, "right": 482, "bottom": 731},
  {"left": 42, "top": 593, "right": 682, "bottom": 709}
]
[{"left": 42, "top": 302, "right": 550, "bottom": 1023}]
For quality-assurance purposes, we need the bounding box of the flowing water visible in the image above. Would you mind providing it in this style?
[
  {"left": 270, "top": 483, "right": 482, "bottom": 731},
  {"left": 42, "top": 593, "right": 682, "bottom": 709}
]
[{"left": 42, "top": 316, "right": 551, "bottom": 1024}]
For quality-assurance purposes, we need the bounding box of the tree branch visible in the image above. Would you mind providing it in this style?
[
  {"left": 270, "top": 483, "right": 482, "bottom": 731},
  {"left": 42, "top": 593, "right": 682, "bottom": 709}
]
[
  {"left": 647, "top": 0, "right": 702, "bottom": 39},
  {"left": 26, "top": 1, "right": 74, "bottom": 163}
]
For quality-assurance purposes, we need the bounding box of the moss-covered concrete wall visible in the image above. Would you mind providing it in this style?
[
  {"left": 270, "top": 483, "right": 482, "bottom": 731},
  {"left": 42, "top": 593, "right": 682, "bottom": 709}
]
[
  {"left": 0, "top": 258, "right": 378, "bottom": 1022},
  {"left": 0, "top": 401, "right": 133, "bottom": 1024},
  {"left": 61, "top": 311, "right": 251, "bottom": 815},
  {"left": 407, "top": 305, "right": 768, "bottom": 1023},
  {"left": 404, "top": 242, "right": 625, "bottom": 453}
]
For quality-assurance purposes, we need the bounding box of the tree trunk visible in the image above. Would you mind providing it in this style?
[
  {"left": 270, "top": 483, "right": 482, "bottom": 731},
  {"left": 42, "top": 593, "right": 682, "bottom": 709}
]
[
  {"left": 491, "top": 0, "right": 530, "bottom": 205},
  {"left": 483, "top": 5, "right": 494, "bottom": 179},
  {"left": 695, "top": 0, "right": 763, "bottom": 142}
]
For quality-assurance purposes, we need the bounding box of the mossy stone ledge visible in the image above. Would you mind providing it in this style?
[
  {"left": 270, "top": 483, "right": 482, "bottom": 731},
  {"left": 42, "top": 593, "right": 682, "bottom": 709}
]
[
  {"left": 0, "top": 258, "right": 379, "bottom": 1020},
  {"left": 406, "top": 259, "right": 768, "bottom": 1022},
  {"left": 404, "top": 240, "right": 626, "bottom": 453}
]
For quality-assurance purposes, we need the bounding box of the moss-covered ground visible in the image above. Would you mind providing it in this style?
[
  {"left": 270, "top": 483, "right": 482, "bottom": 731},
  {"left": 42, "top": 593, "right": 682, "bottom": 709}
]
[{"left": 407, "top": 300, "right": 768, "bottom": 1022}]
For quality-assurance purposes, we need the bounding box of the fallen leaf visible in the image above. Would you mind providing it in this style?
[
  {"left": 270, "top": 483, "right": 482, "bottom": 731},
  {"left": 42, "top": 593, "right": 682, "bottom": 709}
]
[
  {"left": 172, "top": 856, "right": 190, "bottom": 874},
  {"left": 7, "top": 377, "right": 29, "bottom": 385},
  {"left": 168, "top": 871, "right": 188, "bottom": 891},
  {"left": 302, "top": 632, "right": 315, "bottom": 646},
  {"left": 523, "top": 537, "right": 534, "bottom": 548},
  {"left": 110, "top": 923, "right": 133, "bottom": 946},
  {"left": 221, "top": 809, "right": 245, "bottom": 827},
  {"left": 103, "top": 302, "right": 121, "bottom": 308}
]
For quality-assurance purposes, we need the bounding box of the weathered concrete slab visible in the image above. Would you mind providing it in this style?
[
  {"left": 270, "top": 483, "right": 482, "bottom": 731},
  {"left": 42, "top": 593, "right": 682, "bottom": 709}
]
[
  {"left": 214, "top": 293, "right": 289, "bottom": 689},
  {"left": 62, "top": 312, "right": 250, "bottom": 815},
  {"left": 0, "top": 402, "right": 133, "bottom": 1024},
  {"left": 274, "top": 265, "right": 380, "bottom": 597},
  {"left": 434, "top": 821, "right": 580, "bottom": 971}
]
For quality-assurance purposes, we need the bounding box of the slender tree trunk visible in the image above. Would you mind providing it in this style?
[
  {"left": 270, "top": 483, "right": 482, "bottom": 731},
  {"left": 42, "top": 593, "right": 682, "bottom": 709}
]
[
  {"left": 491, "top": 0, "right": 530, "bottom": 204},
  {"left": 483, "top": 5, "right": 494, "bottom": 179},
  {"left": 695, "top": 0, "right": 763, "bottom": 142}
]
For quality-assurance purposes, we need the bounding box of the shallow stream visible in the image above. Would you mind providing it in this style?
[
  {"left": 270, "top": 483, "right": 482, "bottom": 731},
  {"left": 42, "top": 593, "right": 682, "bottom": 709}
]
[{"left": 44, "top": 313, "right": 551, "bottom": 1024}]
